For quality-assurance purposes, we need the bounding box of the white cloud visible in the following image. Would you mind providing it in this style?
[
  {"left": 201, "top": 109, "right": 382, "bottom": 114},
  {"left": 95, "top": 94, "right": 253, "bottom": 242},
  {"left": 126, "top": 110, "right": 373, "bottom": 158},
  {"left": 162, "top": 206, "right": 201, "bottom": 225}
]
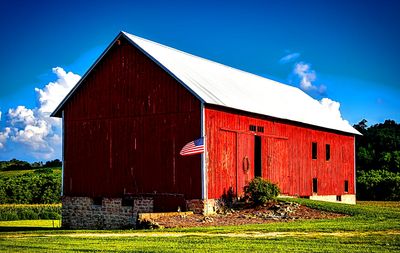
[
  {"left": 0, "top": 127, "right": 11, "bottom": 149},
  {"left": 0, "top": 67, "right": 80, "bottom": 160},
  {"left": 318, "top": 97, "right": 356, "bottom": 133},
  {"left": 279, "top": 52, "right": 300, "bottom": 64},
  {"left": 292, "top": 62, "right": 326, "bottom": 95},
  {"left": 294, "top": 62, "right": 317, "bottom": 90},
  {"left": 319, "top": 98, "right": 343, "bottom": 120},
  {"left": 35, "top": 67, "right": 81, "bottom": 115}
]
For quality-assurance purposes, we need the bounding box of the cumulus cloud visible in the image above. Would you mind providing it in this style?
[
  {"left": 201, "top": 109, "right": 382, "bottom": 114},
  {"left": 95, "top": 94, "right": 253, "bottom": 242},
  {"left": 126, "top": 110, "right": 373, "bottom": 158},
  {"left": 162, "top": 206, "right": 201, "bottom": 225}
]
[
  {"left": 0, "top": 127, "right": 11, "bottom": 149},
  {"left": 35, "top": 67, "right": 81, "bottom": 115},
  {"left": 279, "top": 52, "right": 300, "bottom": 64},
  {"left": 0, "top": 67, "right": 80, "bottom": 160},
  {"left": 291, "top": 62, "right": 327, "bottom": 96},
  {"left": 319, "top": 98, "right": 343, "bottom": 121}
]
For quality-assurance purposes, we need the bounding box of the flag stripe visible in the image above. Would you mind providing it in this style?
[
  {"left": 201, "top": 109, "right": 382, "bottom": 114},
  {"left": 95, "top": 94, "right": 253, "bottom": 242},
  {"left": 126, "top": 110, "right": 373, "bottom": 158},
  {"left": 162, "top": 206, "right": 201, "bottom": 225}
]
[{"left": 180, "top": 137, "right": 204, "bottom": 156}]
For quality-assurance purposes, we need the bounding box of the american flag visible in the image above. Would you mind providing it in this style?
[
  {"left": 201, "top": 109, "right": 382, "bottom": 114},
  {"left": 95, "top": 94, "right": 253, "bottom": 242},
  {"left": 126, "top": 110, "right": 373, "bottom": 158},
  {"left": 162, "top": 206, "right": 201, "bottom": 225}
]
[{"left": 180, "top": 137, "right": 204, "bottom": 156}]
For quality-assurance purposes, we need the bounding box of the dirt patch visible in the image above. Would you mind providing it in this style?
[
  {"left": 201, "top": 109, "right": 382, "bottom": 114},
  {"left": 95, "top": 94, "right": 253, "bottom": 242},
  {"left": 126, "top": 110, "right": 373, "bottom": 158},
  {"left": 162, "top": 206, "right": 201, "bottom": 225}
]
[{"left": 147, "top": 201, "right": 346, "bottom": 228}]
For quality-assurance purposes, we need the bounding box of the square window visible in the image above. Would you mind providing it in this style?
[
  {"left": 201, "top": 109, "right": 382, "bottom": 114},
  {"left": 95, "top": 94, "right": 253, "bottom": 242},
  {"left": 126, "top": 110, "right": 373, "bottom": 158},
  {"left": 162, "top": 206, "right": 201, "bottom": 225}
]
[
  {"left": 336, "top": 195, "right": 342, "bottom": 201},
  {"left": 257, "top": 126, "right": 264, "bottom": 133},
  {"left": 249, "top": 125, "right": 256, "bottom": 131}
]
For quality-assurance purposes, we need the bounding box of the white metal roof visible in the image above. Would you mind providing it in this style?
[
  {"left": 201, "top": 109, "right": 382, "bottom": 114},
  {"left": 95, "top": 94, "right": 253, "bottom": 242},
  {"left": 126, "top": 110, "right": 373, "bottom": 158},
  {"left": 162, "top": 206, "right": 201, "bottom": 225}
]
[{"left": 122, "top": 32, "right": 360, "bottom": 135}]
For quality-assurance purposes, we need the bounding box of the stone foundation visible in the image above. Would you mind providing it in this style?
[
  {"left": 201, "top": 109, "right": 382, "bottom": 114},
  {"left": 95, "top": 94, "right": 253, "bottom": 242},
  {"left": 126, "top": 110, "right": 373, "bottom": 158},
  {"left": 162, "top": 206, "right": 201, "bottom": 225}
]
[
  {"left": 309, "top": 194, "right": 356, "bottom": 204},
  {"left": 62, "top": 196, "right": 153, "bottom": 229},
  {"left": 186, "top": 199, "right": 219, "bottom": 215}
]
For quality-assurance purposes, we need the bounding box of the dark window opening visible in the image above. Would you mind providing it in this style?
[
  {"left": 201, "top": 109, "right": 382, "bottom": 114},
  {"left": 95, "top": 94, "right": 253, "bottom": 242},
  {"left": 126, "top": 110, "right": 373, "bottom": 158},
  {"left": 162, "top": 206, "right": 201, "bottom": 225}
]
[
  {"left": 254, "top": 135, "right": 262, "bottom": 177},
  {"left": 312, "top": 142, "right": 318, "bottom": 159},
  {"left": 93, "top": 197, "right": 103, "bottom": 206},
  {"left": 257, "top": 126, "right": 264, "bottom": 133},
  {"left": 336, "top": 195, "right": 342, "bottom": 201},
  {"left": 249, "top": 125, "right": 256, "bottom": 131},
  {"left": 122, "top": 196, "right": 134, "bottom": 206},
  {"left": 344, "top": 180, "right": 349, "bottom": 193},
  {"left": 312, "top": 178, "right": 318, "bottom": 193},
  {"left": 326, "top": 144, "right": 331, "bottom": 161}
]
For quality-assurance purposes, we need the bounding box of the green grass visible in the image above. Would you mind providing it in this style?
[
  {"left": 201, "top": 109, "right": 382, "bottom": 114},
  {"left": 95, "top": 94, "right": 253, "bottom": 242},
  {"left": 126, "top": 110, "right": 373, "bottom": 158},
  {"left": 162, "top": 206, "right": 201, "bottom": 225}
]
[
  {"left": 0, "top": 219, "right": 61, "bottom": 228},
  {"left": 0, "top": 204, "right": 61, "bottom": 221},
  {"left": 0, "top": 167, "right": 61, "bottom": 178},
  {"left": 0, "top": 200, "right": 399, "bottom": 252}
]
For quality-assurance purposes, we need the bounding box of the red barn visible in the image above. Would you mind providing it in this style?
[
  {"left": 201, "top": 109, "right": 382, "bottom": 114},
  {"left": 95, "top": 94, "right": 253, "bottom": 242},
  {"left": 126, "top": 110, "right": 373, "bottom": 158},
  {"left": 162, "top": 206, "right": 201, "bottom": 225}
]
[{"left": 52, "top": 32, "right": 360, "bottom": 229}]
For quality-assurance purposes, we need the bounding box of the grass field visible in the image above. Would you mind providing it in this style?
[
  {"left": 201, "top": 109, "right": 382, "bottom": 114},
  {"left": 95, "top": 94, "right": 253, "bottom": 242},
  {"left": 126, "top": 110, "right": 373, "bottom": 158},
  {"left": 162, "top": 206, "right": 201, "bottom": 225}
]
[
  {"left": 0, "top": 199, "right": 399, "bottom": 252},
  {"left": 0, "top": 167, "right": 61, "bottom": 178}
]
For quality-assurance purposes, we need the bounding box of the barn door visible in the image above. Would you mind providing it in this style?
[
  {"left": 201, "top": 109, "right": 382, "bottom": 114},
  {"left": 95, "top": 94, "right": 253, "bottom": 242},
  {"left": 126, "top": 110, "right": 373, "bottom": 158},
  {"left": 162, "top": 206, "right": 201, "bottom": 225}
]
[
  {"left": 264, "top": 138, "right": 289, "bottom": 194},
  {"left": 236, "top": 133, "right": 254, "bottom": 197}
]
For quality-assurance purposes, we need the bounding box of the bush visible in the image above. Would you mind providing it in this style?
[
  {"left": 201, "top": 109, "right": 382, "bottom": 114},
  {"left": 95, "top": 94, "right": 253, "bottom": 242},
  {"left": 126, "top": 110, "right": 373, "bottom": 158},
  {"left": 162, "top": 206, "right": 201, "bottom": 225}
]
[
  {"left": 245, "top": 177, "right": 280, "bottom": 205},
  {"left": 357, "top": 170, "right": 400, "bottom": 200}
]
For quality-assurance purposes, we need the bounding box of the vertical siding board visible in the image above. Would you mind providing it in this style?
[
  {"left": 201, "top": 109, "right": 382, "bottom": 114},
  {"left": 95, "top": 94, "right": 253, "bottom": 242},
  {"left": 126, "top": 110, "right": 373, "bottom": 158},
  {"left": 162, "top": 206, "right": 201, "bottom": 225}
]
[
  {"left": 205, "top": 106, "right": 356, "bottom": 199},
  {"left": 63, "top": 37, "right": 201, "bottom": 199}
]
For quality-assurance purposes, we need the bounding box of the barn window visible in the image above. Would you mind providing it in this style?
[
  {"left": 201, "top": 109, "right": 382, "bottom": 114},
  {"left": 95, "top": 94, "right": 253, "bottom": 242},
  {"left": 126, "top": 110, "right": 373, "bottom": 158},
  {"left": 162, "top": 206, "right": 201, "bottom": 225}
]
[
  {"left": 344, "top": 180, "right": 349, "bottom": 193},
  {"left": 122, "top": 196, "right": 134, "bottom": 206},
  {"left": 312, "top": 178, "right": 318, "bottom": 193},
  {"left": 257, "top": 126, "right": 264, "bottom": 133},
  {"left": 336, "top": 195, "right": 342, "bottom": 201},
  {"left": 254, "top": 136, "right": 262, "bottom": 177},
  {"left": 92, "top": 197, "right": 103, "bottom": 206},
  {"left": 249, "top": 125, "right": 256, "bottom": 131},
  {"left": 312, "top": 142, "right": 318, "bottom": 159},
  {"left": 326, "top": 144, "right": 331, "bottom": 161}
]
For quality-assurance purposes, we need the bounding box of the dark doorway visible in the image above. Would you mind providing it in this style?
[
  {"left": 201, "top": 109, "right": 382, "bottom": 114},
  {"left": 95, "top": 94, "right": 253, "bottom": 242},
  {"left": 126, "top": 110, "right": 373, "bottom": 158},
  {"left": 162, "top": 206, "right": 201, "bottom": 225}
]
[{"left": 254, "top": 135, "right": 262, "bottom": 177}]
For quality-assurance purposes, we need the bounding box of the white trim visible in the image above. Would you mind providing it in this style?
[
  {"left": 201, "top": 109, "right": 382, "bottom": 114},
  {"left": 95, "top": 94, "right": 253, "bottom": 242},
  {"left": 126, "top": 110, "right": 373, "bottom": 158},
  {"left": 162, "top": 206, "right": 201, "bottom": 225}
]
[
  {"left": 61, "top": 110, "right": 65, "bottom": 196},
  {"left": 201, "top": 103, "right": 207, "bottom": 199},
  {"left": 354, "top": 137, "right": 356, "bottom": 195}
]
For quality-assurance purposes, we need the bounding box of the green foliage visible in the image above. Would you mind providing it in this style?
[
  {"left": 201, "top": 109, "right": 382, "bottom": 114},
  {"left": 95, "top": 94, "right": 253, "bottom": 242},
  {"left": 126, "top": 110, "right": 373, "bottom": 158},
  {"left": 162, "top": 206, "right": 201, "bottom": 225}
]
[
  {"left": 354, "top": 119, "right": 400, "bottom": 200},
  {"left": 0, "top": 159, "right": 62, "bottom": 171},
  {"left": 0, "top": 159, "right": 32, "bottom": 171},
  {"left": 245, "top": 177, "right": 280, "bottom": 205},
  {"left": 354, "top": 119, "right": 400, "bottom": 173},
  {"left": 356, "top": 170, "right": 400, "bottom": 200},
  {"left": 0, "top": 204, "right": 61, "bottom": 221},
  {"left": 34, "top": 168, "right": 54, "bottom": 174},
  {"left": 0, "top": 173, "right": 61, "bottom": 204},
  {"left": 43, "top": 159, "right": 62, "bottom": 168}
]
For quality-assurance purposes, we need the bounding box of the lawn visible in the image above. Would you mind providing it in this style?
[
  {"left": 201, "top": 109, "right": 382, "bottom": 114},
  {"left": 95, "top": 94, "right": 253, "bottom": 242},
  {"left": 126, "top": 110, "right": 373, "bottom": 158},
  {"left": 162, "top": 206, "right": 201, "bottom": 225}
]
[{"left": 0, "top": 199, "right": 399, "bottom": 252}]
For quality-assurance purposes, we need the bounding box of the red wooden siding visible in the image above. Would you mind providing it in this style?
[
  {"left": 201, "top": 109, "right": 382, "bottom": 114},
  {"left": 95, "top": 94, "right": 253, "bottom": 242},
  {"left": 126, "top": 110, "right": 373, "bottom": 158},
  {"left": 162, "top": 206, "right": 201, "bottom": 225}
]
[
  {"left": 205, "top": 106, "right": 355, "bottom": 199},
  {"left": 63, "top": 37, "right": 202, "bottom": 199}
]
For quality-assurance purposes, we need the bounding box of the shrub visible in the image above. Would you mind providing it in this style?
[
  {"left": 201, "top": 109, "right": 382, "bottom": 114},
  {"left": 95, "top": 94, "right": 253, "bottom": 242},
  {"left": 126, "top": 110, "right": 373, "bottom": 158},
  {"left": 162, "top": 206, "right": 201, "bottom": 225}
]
[
  {"left": 357, "top": 170, "right": 400, "bottom": 200},
  {"left": 245, "top": 177, "right": 280, "bottom": 205}
]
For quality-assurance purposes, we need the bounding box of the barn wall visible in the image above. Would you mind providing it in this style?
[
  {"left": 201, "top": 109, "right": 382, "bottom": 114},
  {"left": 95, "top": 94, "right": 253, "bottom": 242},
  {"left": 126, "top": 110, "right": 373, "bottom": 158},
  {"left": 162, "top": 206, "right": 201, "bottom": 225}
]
[
  {"left": 205, "top": 106, "right": 355, "bottom": 199},
  {"left": 63, "top": 37, "right": 202, "bottom": 200}
]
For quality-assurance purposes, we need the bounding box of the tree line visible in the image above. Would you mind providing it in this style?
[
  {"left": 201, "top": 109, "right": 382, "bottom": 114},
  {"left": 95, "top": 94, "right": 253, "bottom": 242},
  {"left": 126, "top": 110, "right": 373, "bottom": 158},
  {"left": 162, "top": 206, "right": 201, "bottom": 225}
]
[
  {"left": 0, "top": 159, "right": 62, "bottom": 171},
  {"left": 353, "top": 119, "right": 400, "bottom": 200}
]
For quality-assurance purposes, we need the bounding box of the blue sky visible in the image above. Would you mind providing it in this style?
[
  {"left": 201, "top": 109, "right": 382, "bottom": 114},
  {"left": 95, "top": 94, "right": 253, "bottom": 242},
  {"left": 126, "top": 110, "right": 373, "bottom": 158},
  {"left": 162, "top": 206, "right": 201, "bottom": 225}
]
[{"left": 0, "top": 0, "right": 399, "bottom": 162}]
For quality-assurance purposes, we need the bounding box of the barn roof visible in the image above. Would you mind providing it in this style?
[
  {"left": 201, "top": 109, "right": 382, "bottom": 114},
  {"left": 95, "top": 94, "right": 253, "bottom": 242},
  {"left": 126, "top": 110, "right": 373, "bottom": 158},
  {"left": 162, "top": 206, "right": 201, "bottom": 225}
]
[{"left": 52, "top": 31, "right": 360, "bottom": 135}]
